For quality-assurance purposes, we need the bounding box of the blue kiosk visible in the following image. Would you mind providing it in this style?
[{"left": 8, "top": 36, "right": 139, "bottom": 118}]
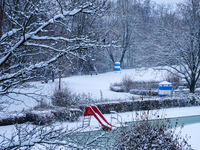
[{"left": 158, "top": 81, "right": 172, "bottom": 97}]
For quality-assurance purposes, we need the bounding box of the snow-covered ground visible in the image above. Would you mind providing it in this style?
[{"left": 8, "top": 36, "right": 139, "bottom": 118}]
[
  {"left": 2, "top": 68, "right": 167, "bottom": 111},
  {"left": 153, "top": 0, "right": 184, "bottom": 4},
  {"left": 1, "top": 68, "right": 200, "bottom": 149},
  {"left": 59, "top": 68, "right": 167, "bottom": 99}
]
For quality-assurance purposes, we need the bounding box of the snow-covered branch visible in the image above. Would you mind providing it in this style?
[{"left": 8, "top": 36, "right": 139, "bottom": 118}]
[
  {"left": 0, "top": 123, "right": 110, "bottom": 149},
  {"left": 0, "top": 0, "right": 109, "bottom": 97},
  {"left": 0, "top": 1, "right": 97, "bottom": 66},
  {"left": 0, "top": 28, "right": 21, "bottom": 42}
]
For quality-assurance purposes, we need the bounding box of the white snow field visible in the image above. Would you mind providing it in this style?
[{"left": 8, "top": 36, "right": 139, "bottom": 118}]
[
  {"left": 153, "top": 0, "right": 184, "bottom": 5},
  {"left": 1, "top": 68, "right": 200, "bottom": 149},
  {"left": 1, "top": 68, "right": 168, "bottom": 111}
]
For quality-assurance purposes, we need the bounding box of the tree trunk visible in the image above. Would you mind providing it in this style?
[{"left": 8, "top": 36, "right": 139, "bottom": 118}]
[
  {"left": 0, "top": 0, "right": 3, "bottom": 38},
  {"left": 189, "top": 79, "right": 196, "bottom": 93},
  {"left": 120, "top": 19, "right": 130, "bottom": 66}
]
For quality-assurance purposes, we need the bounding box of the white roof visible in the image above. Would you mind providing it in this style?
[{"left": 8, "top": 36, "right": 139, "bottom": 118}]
[{"left": 159, "top": 81, "right": 172, "bottom": 85}]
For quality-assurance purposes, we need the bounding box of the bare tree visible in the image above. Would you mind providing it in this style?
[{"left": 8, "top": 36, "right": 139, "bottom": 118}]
[
  {"left": 102, "top": 0, "right": 153, "bottom": 68},
  {"left": 105, "top": 0, "right": 134, "bottom": 66},
  {"left": 0, "top": 0, "right": 108, "bottom": 98},
  {"left": 146, "top": 0, "right": 200, "bottom": 93}
]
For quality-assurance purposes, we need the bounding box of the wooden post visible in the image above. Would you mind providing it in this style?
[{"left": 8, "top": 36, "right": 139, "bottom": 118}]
[{"left": 52, "top": 69, "right": 55, "bottom": 82}]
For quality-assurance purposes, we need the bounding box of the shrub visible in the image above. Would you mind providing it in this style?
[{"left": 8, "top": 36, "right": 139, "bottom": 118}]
[
  {"left": 26, "top": 111, "right": 54, "bottom": 125},
  {"left": 34, "top": 98, "right": 52, "bottom": 110},
  {"left": 51, "top": 84, "right": 94, "bottom": 107},
  {"left": 110, "top": 76, "right": 159, "bottom": 95},
  {"left": 51, "top": 85, "right": 75, "bottom": 107},
  {"left": 114, "top": 122, "right": 192, "bottom": 149},
  {"left": 51, "top": 107, "right": 82, "bottom": 122},
  {"left": 114, "top": 110, "right": 192, "bottom": 150},
  {"left": 71, "top": 92, "right": 94, "bottom": 106},
  {"left": 130, "top": 89, "right": 158, "bottom": 96},
  {"left": 187, "top": 93, "right": 200, "bottom": 106},
  {"left": 109, "top": 84, "right": 125, "bottom": 92},
  {"left": 121, "top": 75, "right": 135, "bottom": 92}
]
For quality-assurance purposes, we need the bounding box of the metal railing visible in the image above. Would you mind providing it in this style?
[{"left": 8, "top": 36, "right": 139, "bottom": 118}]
[{"left": 110, "top": 111, "right": 122, "bottom": 125}]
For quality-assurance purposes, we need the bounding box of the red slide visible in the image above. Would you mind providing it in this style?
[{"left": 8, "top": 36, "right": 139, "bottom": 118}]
[
  {"left": 84, "top": 106, "right": 115, "bottom": 130},
  {"left": 91, "top": 106, "right": 115, "bottom": 127}
]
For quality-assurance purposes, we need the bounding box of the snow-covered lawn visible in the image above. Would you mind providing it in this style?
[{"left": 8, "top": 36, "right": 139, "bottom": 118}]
[
  {"left": 1, "top": 68, "right": 200, "bottom": 149},
  {"left": 2, "top": 68, "right": 167, "bottom": 112},
  {"left": 61, "top": 68, "right": 167, "bottom": 100}
]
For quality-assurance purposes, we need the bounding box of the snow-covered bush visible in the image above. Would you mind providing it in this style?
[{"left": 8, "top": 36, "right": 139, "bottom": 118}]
[
  {"left": 121, "top": 75, "right": 135, "bottom": 92},
  {"left": 51, "top": 85, "right": 94, "bottom": 107},
  {"left": 110, "top": 84, "right": 125, "bottom": 92},
  {"left": 130, "top": 89, "right": 158, "bottom": 96},
  {"left": 110, "top": 76, "right": 159, "bottom": 95},
  {"left": 51, "top": 85, "right": 74, "bottom": 107},
  {"left": 114, "top": 122, "right": 192, "bottom": 149},
  {"left": 34, "top": 98, "right": 52, "bottom": 110},
  {"left": 114, "top": 114, "right": 192, "bottom": 150},
  {"left": 0, "top": 113, "right": 27, "bottom": 126},
  {"left": 25, "top": 107, "right": 82, "bottom": 125},
  {"left": 109, "top": 75, "right": 134, "bottom": 93},
  {"left": 187, "top": 93, "right": 200, "bottom": 106},
  {"left": 51, "top": 107, "right": 82, "bottom": 122},
  {"left": 26, "top": 110, "right": 55, "bottom": 125},
  {"left": 172, "top": 93, "right": 200, "bottom": 107}
]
